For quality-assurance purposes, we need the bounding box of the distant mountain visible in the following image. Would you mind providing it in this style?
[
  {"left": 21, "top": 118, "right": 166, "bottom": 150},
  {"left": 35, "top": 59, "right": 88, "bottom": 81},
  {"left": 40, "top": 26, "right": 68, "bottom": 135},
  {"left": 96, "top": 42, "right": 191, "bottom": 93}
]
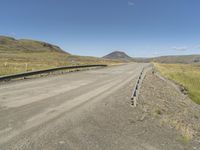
[
  {"left": 0, "top": 35, "right": 124, "bottom": 76},
  {"left": 103, "top": 51, "right": 133, "bottom": 61},
  {"left": 0, "top": 36, "right": 69, "bottom": 54},
  {"left": 134, "top": 55, "right": 200, "bottom": 64}
]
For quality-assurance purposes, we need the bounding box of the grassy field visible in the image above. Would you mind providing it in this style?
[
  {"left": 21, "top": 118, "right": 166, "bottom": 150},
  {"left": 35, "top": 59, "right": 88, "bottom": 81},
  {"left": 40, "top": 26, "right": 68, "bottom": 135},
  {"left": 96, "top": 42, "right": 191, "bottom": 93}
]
[
  {"left": 0, "top": 36, "right": 124, "bottom": 76},
  {"left": 154, "top": 63, "right": 200, "bottom": 104},
  {"left": 0, "top": 51, "right": 122, "bottom": 76}
]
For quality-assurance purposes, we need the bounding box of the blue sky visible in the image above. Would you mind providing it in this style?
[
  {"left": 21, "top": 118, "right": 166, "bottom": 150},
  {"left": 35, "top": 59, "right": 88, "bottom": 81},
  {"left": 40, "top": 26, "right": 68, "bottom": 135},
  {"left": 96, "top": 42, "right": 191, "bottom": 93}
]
[{"left": 0, "top": 0, "right": 200, "bottom": 57}]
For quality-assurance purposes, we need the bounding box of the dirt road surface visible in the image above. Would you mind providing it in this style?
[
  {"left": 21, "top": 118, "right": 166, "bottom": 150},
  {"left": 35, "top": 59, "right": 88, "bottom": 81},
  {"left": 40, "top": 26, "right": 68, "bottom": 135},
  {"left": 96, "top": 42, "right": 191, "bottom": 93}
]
[
  {"left": 1, "top": 63, "right": 199, "bottom": 150},
  {"left": 0, "top": 63, "right": 148, "bottom": 150}
]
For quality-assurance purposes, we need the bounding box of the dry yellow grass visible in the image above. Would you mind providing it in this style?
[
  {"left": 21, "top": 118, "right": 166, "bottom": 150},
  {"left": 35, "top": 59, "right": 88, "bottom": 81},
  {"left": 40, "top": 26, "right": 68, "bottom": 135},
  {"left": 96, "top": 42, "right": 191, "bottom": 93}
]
[
  {"left": 0, "top": 51, "right": 122, "bottom": 76},
  {"left": 154, "top": 63, "right": 200, "bottom": 104},
  {"left": 0, "top": 36, "right": 125, "bottom": 76}
]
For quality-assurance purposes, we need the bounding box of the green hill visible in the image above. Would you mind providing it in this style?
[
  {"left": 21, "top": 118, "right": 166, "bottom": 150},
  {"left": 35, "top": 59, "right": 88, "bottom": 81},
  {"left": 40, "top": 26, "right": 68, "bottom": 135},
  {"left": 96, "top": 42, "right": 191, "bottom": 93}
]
[
  {"left": 0, "top": 36, "right": 121, "bottom": 76},
  {"left": 103, "top": 51, "right": 133, "bottom": 61},
  {"left": 134, "top": 55, "right": 200, "bottom": 64},
  {"left": 0, "top": 36, "right": 68, "bottom": 53}
]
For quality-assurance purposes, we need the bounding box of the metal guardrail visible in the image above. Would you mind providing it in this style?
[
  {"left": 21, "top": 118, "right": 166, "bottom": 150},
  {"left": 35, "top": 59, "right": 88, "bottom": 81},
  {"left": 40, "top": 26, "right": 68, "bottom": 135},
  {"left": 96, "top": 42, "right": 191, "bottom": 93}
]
[
  {"left": 131, "top": 68, "right": 144, "bottom": 107},
  {"left": 131, "top": 64, "right": 152, "bottom": 107},
  {"left": 0, "top": 64, "right": 107, "bottom": 82}
]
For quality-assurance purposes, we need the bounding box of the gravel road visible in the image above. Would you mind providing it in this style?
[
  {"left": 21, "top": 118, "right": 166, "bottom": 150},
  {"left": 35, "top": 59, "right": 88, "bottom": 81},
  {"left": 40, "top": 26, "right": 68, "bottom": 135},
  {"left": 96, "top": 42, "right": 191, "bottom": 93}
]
[
  {"left": 1, "top": 63, "right": 199, "bottom": 150},
  {"left": 0, "top": 63, "right": 149, "bottom": 150}
]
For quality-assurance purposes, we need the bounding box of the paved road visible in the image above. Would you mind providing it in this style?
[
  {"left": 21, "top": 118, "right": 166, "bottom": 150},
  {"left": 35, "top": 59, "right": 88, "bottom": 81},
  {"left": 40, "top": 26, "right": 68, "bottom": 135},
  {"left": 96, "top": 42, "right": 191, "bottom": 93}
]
[{"left": 0, "top": 63, "right": 149, "bottom": 150}]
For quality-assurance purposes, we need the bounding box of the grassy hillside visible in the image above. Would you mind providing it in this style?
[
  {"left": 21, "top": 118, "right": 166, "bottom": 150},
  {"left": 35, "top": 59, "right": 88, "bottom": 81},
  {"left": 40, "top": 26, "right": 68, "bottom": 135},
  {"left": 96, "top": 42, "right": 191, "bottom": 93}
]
[
  {"left": 155, "top": 63, "right": 200, "bottom": 104},
  {"left": 135, "top": 55, "right": 200, "bottom": 64},
  {"left": 0, "top": 36, "right": 67, "bottom": 53},
  {"left": 0, "top": 36, "right": 122, "bottom": 76},
  {"left": 103, "top": 51, "right": 133, "bottom": 61}
]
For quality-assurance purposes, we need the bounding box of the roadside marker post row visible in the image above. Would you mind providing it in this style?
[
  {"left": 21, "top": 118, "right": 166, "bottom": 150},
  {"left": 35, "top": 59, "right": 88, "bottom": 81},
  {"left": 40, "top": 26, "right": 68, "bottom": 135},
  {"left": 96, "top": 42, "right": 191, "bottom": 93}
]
[{"left": 131, "top": 67, "right": 145, "bottom": 107}]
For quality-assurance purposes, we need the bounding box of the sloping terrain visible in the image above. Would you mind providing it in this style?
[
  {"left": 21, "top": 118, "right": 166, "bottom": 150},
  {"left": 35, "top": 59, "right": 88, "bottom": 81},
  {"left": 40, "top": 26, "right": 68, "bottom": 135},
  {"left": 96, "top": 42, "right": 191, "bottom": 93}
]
[
  {"left": 0, "top": 36, "right": 67, "bottom": 53},
  {"left": 154, "top": 63, "right": 200, "bottom": 104},
  {"left": 103, "top": 51, "right": 133, "bottom": 61},
  {"left": 135, "top": 55, "right": 200, "bottom": 64},
  {"left": 136, "top": 70, "right": 200, "bottom": 149},
  {"left": 0, "top": 36, "right": 122, "bottom": 76}
]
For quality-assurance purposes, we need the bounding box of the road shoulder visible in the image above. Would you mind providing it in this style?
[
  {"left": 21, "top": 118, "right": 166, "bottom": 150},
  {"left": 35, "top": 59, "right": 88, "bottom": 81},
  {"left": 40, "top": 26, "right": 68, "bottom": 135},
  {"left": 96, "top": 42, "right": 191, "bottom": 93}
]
[{"left": 137, "top": 70, "right": 200, "bottom": 149}]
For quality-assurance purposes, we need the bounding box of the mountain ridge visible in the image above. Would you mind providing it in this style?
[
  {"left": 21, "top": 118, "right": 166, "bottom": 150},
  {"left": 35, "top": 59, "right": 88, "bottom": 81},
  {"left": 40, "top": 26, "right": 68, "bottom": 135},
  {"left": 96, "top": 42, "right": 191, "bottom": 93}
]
[
  {"left": 134, "top": 54, "right": 200, "bottom": 64},
  {"left": 0, "top": 35, "right": 68, "bottom": 54},
  {"left": 103, "top": 51, "right": 133, "bottom": 61}
]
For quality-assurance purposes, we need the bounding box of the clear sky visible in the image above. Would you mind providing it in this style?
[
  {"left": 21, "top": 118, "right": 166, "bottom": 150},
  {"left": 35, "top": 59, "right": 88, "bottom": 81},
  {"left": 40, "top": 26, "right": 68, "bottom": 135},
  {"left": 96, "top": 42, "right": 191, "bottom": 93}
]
[{"left": 0, "top": 0, "right": 200, "bottom": 57}]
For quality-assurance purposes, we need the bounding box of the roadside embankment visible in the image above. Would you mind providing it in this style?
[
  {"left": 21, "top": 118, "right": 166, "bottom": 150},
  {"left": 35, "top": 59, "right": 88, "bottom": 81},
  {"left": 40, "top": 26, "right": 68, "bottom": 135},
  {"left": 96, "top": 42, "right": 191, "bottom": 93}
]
[{"left": 137, "top": 69, "right": 200, "bottom": 149}]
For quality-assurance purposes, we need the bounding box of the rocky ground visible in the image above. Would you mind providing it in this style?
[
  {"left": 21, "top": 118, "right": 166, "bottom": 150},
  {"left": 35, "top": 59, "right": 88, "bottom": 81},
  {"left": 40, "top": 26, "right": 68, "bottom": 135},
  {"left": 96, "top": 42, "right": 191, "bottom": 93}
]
[{"left": 136, "top": 70, "right": 200, "bottom": 150}]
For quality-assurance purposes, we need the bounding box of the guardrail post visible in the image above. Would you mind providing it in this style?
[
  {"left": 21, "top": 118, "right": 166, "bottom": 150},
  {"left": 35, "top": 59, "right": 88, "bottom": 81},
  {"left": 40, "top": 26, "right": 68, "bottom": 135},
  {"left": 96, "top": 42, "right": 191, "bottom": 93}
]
[{"left": 130, "top": 66, "right": 147, "bottom": 107}]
